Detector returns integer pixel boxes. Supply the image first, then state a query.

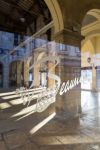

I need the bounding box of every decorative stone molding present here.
[54,28,84,47]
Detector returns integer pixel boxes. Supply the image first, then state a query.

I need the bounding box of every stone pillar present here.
[24,62,29,87]
[3,63,9,89]
[54,29,83,119]
[17,62,22,87]
[33,52,40,87]
[47,41,56,88]
[33,65,40,87]
[92,66,97,91]
[47,63,55,88]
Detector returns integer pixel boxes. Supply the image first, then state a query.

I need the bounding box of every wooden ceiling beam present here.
[3,0,38,17]
[0,10,22,24]
[0,11,27,34]
[0,23,26,34]
[35,0,49,24]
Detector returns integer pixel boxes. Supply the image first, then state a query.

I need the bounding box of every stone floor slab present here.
[3,130,28,149]
[0,141,6,150]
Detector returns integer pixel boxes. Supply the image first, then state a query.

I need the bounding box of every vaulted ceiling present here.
[0,0,50,34]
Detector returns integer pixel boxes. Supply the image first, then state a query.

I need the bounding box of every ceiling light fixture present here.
[20,17,25,23]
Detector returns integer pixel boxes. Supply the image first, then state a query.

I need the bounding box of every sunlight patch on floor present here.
[30,112,56,135]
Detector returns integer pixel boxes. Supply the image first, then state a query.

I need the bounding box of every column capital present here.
[54,28,84,47]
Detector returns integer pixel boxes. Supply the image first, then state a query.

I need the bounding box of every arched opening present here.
[44,0,64,33]
[0,62,3,88]
[0,0,64,90]
[9,61,24,88]
[0,0,58,89]
[81,39,94,90]
[81,9,100,112]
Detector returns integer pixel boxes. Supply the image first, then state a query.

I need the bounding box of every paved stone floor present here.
[0,89,100,150]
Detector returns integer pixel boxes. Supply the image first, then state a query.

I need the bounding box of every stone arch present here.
[44,0,64,33]
[82,39,95,55]
[81,8,100,45]
[82,30,100,46]
[87,9,100,20]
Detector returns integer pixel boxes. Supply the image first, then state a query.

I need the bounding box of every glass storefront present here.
[81,68,92,90]
[97,67,100,90]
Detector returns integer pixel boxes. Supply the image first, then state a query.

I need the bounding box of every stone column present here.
[3,63,9,89]
[47,63,55,88]
[23,62,29,87]
[17,62,22,87]
[47,41,56,88]
[54,29,83,119]
[92,66,97,91]
[33,65,40,87]
[33,52,40,87]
